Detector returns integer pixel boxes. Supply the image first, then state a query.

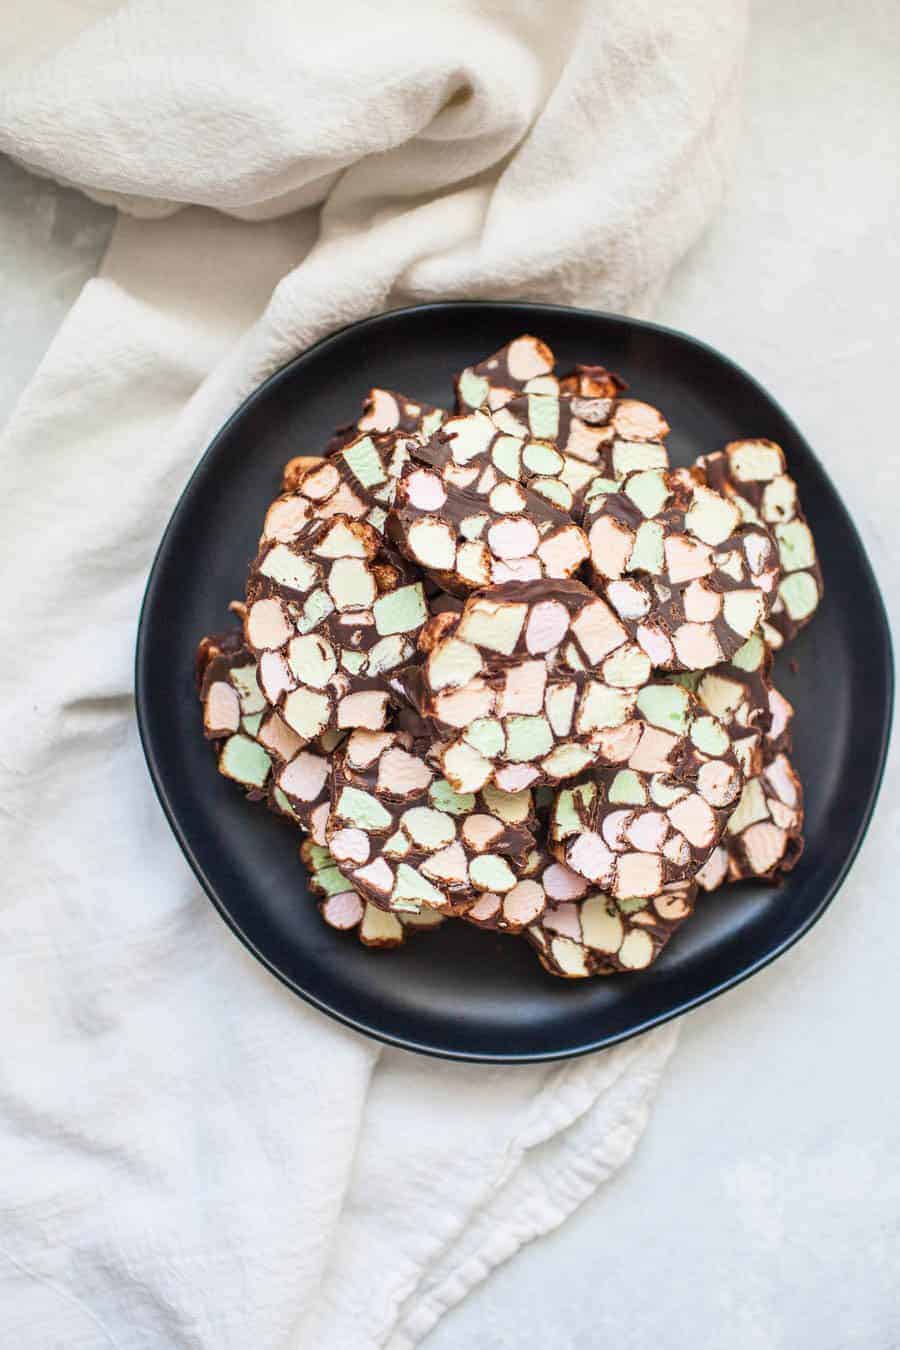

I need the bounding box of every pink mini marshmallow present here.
[525,600,571,655]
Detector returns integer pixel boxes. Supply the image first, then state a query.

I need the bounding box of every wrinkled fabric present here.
[0,1,745,1345]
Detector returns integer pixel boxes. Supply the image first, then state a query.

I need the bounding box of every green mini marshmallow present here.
[288,633,337,687]
[230,665,266,714]
[470,854,517,893]
[367,635,409,676]
[504,715,553,763]
[481,782,531,823]
[727,778,768,835]
[780,571,819,621]
[562,460,609,497]
[531,478,572,510]
[458,601,526,655]
[563,642,586,672]
[612,441,668,478]
[382,829,410,858]
[577,682,634,730]
[552,781,596,838]
[316,864,354,897]
[259,545,319,594]
[491,436,522,480]
[273,787,302,821]
[242,711,263,738]
[624,469,670,519]
[608,769,647,805]
[399,807,456,850]
[541,742,593,778]
[367,506,387,533]
[775,520,816,572]
[341,649,367,675]
[649,774,688,807]
[341,436,386,488]
[685,486,739,546]
[283,687,330,741]
[229,664,264,718]
[373,582,427,637]
[730,631,765,671]
[603,645,652,688]
[723,589,763,637]
[296,588,335,634]
[464,718,505,759]
[617,894,651,915]
[429,780,476,815]
[627,521,665,575]
[691,714,730,757]
[528,394,560,442]
[459,370,490,409]
[337,785,392,831]
[392,863,447,908]
[220,734,271,788]
[523,441,564,476]
[305,842,332,870]
[636,683,691,734]
[670,670,702,694]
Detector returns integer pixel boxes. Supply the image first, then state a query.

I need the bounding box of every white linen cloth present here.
[0,3,746,1346]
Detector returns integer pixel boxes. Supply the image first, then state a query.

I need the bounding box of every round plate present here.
[136,302,893,1062]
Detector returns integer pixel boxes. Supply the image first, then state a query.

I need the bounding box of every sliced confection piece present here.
[525,880,698,978]
[585,467,780,670]
[549,681,743,898]
[402,579,655,795]
[455,334,557,413]
[694,439,823,647]
[196,626,274,800]
[492,390,669,479]
[695,679,803,889]
[260,430,412,544]
[245,513,429,744]
[301,839,445,946]
[327,388,446,454]
[196,623,336,838]
[326,728,537,915]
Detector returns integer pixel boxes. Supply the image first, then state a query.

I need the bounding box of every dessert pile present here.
[196,335,820,977]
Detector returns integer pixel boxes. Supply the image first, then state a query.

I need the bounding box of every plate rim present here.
[135,299,895,1063]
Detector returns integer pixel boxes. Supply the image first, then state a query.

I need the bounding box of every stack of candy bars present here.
[196,335,821,978]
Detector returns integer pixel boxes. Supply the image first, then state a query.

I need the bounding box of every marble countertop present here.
[1,1,896,1346]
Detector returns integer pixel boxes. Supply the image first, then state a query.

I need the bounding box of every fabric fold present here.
[0,2,746,1345]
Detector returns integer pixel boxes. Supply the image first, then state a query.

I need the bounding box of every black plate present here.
[136,302,893,1062]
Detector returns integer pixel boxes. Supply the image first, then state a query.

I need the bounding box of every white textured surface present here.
[0,155,112,423]
[0,1,896,1346]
